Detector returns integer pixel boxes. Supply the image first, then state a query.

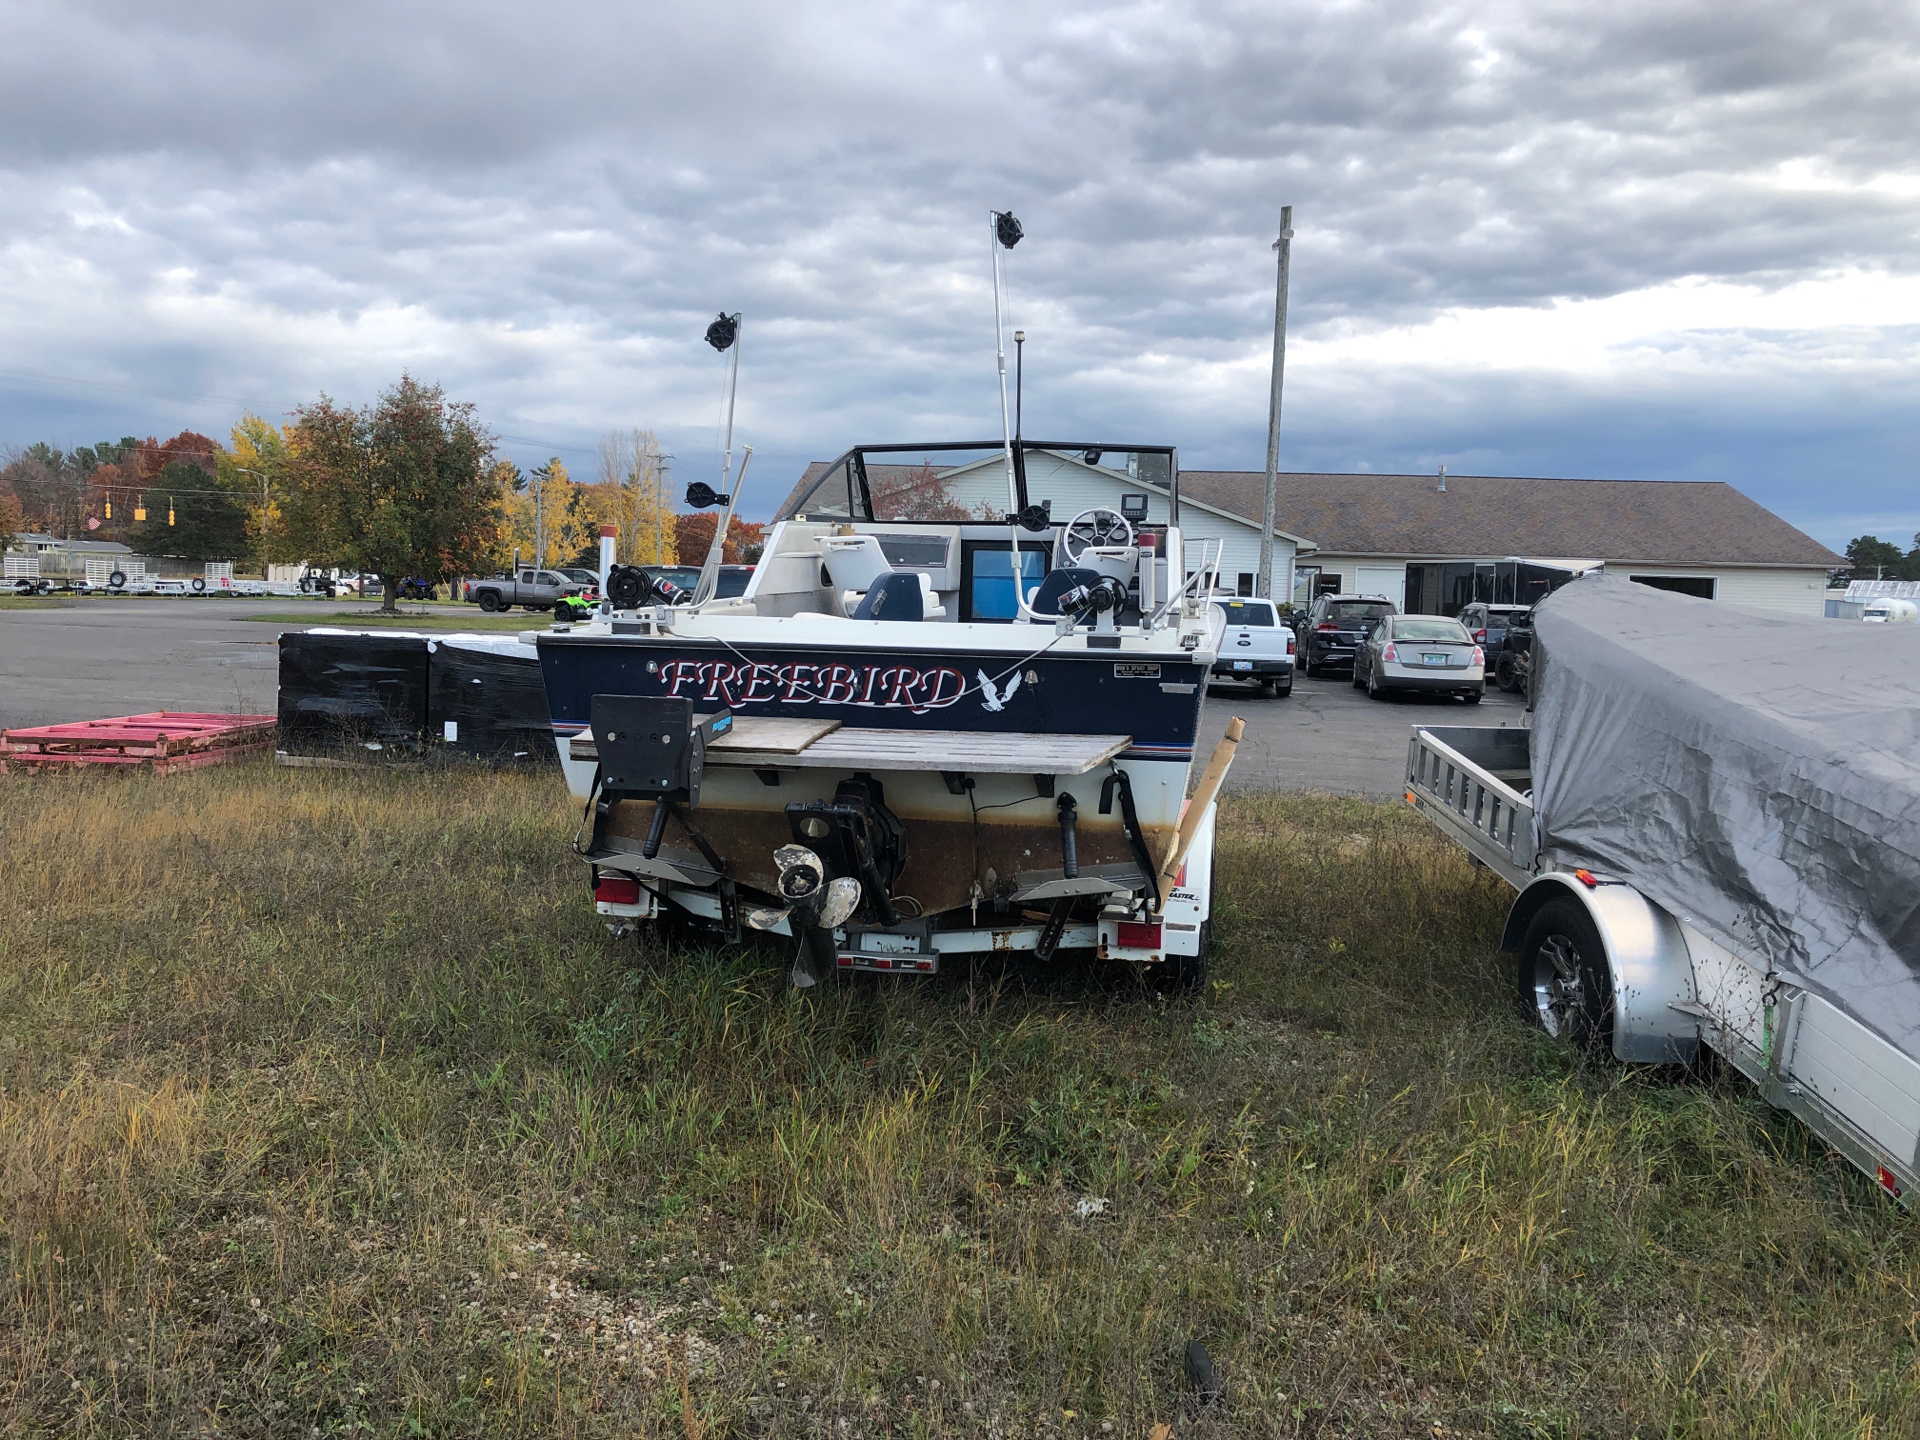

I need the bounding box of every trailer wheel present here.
[1518,897,1614,1056]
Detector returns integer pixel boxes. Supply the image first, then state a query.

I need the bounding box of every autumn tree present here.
[674,512,765,567]
[868,460,981,521]
[0,485,22,549]
[280,376,508,614]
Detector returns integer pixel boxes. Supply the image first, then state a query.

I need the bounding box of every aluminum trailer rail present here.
[1407,723,1920,1206]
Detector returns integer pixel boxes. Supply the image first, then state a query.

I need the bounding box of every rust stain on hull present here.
[611,798,1169,916]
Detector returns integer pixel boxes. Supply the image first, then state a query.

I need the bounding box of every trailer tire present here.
[1518,897,1614,1056]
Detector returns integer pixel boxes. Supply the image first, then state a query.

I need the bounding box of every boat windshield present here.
[778,441,1180,525]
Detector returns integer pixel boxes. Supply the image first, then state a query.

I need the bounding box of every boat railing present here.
[1145,537,1224,632]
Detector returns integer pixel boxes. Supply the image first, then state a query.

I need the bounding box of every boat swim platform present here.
[569,715,1131,776]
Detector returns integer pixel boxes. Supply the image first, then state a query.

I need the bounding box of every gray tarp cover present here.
[1530,573,1920,1058]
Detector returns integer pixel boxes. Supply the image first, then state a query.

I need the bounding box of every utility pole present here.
[236,467,270,578]
[1257,205,1293,601]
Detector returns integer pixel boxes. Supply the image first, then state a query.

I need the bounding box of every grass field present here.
[236,611,542,632]
[1,766,1914,1438]
[0,595,71,610]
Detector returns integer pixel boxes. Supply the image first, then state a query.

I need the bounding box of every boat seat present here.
[852,572,929,621]
[822,534,945,619]
[1025,567,1103,619]
[819,534,892,594]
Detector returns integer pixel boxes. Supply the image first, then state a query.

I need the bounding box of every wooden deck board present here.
[570,722,1130,776]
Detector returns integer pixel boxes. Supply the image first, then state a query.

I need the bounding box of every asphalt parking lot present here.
[1208,664,1526,797]
[1,600,1523,796]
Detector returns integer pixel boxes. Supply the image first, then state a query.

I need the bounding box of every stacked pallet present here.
[0,712,277,775]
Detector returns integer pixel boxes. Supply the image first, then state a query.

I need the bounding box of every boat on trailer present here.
[544,221,1243,988]
[543,435,1243,988]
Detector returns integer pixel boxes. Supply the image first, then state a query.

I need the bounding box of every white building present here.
[777,457,1842,618]
[1179,470,1842,616]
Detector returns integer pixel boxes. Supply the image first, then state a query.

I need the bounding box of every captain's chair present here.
[819,534,946,620]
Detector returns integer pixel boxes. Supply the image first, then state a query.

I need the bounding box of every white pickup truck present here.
[1208,597,1294,697]
[1408,574,1920,1204]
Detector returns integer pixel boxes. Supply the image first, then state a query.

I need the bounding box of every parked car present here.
[1353,614,1483,702]
[559,569,602,599]
[1492,608,1535,694]
[1292,594,1397,676]
[1456,602,1530,654]
[642,564,754,602]
[1209,597,1293,696]
[465,568,588,613]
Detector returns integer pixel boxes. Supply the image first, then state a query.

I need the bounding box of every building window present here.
[1630,575,1716,600]
[1236,572,1255,597]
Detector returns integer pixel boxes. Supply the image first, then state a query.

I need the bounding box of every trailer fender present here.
[1504,873,1700,1064]
[1159,798,1217,954]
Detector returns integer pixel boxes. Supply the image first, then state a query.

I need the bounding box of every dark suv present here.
[1293,594,1397,676]
[1491,608,1535,694]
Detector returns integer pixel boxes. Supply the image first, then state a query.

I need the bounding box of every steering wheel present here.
[1061,507,1135,566]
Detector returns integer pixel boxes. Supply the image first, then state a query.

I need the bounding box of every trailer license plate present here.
[1422,652,1449,666]
[858,932,921,954]
[1232,660,1252,671]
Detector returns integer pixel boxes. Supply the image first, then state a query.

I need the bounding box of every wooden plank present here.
[713,728,1131,776]
[710,716,841,754]
[569,714,840,763]
[569,721,1129,775]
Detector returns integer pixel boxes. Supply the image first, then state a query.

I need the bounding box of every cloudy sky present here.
[3,0,1917,550]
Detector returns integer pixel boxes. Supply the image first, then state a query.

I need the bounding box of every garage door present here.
[1354,566,1406,609]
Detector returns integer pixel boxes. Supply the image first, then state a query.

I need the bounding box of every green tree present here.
[280,376,508,614]
[124,459,253,561]
[1845,535,1908,581]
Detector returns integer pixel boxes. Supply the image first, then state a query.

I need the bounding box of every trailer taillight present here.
[1573,869,1598,888]
[1117,921,1162,950]
[1878,1165,1903,1198]
[594,874,641,905]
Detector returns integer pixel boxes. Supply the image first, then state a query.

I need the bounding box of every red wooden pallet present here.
[0,712,277,775]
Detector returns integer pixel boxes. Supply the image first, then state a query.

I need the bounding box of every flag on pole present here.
[86,515,101,531]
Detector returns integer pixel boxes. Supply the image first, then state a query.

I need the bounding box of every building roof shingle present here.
[1178,471,1842,568]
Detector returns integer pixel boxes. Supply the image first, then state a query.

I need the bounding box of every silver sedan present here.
[1353,615,1484,703]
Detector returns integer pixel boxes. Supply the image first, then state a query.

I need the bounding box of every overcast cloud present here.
[3,0,1917,548]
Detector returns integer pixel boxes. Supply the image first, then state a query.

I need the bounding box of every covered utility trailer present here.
[276,629,556,764]
[1407,573,1920,1201]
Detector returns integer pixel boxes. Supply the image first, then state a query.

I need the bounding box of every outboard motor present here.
[784,776,908,925]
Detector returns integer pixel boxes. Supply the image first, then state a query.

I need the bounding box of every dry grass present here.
[0,767,1915,1438]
